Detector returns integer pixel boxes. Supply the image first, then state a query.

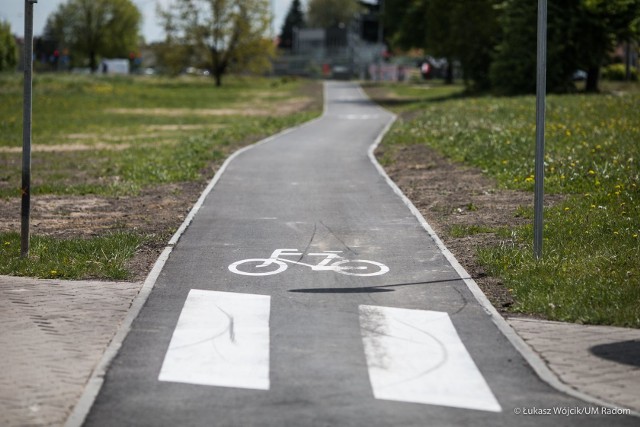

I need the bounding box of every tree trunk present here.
[625,42,632,81]
[90,51,97,73]
[585,66,600,93]
[444,59,454,85]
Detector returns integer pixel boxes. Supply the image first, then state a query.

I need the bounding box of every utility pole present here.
[534,0,547,259]
[21,0,37,258]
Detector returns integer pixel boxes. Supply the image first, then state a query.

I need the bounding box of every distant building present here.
[273,1,385,80]
[101,59,129,75]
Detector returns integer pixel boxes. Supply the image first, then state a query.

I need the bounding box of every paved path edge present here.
[361,84,640,418]
[63,111,327,427]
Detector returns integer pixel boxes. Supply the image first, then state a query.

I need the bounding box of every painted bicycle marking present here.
[228,249,389,277]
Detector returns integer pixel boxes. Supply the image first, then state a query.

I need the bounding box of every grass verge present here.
[0,232,144,280]
[371,81,640,327]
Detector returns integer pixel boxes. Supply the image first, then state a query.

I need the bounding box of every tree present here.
[278,0,306,49]
[159,0,274,87]
[385,0,499,89]
[0,21,17,72]
[449,0,499,91]
[575,0,640,92]
[44,0,141,72]
[490,0,640,94]
[307,0,361,28]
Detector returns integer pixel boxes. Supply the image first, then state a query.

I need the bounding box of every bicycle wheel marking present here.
[359,306,502,412]
[159,290,271,390]
[228,259,288,276]
[228,249,389,277]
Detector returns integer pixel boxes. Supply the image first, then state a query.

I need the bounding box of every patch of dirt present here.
[0,143,134,153]
[376,143,564,315]
[0,182,208,282]
[105,97,314,117]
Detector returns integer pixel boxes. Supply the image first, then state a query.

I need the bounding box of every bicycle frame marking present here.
[229,249,389,277]
[257,249,346,271]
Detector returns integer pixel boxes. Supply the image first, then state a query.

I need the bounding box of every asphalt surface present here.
[82,82,638,426]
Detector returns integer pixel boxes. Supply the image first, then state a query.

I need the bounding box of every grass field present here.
[373,81,640,327]
[0,74,318,197]
[0,73,321,279]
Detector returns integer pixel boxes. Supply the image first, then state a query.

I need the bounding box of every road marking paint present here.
[159,290,270,390]
[359,306,502,412]
[334,114,381,120]
[229,249,389,277]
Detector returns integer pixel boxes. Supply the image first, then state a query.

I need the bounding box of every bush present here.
[0,21,18,72]
[602,63,638,81]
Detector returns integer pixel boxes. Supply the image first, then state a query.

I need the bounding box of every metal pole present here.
[21,0,37,258]
[534,0,547,259]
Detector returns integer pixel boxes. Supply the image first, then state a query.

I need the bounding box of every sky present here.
[0,0,294,41]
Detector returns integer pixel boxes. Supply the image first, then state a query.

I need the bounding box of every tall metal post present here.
[534,0,547,259]
[21,0,37,258]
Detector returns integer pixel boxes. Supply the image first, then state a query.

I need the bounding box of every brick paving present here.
[1,274,638,426]
[0,276,142,427]
[509,318,640,413]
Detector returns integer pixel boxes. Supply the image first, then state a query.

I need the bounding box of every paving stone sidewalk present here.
[0,275,638,426]
[0,276,143,427]
[508,317,640,413]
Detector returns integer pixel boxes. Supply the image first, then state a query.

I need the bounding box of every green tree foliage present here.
[576,0,640,91]
[44,0,141,72]
[384,0,498,90]
[490,0,578,95]
[450,0,499,91]
[385,0,640,94]
[158,0,274,87]
[0,21,18,72]
[384,0,428,52]
[491,0,640,94]
[278,0,306,49]
[307,0,361,28]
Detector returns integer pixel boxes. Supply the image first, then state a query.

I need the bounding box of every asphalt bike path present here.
[82,82,637,426]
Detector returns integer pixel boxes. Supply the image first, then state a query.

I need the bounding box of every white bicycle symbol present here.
[228,249,389,277]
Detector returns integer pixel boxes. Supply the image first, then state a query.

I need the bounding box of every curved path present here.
[81,82,637,426]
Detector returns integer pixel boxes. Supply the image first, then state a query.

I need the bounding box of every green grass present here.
[0,73,322,280]
[1,74,318,197]
[373,80,640,327]
[0,232,144,280]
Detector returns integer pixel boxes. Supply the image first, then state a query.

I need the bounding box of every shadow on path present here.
[590,340,640,367]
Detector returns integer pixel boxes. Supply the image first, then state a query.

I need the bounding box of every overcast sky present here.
[0,0,294,41]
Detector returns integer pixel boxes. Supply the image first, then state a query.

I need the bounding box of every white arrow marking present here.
[159,290,270,390]
[359,306,502,412]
